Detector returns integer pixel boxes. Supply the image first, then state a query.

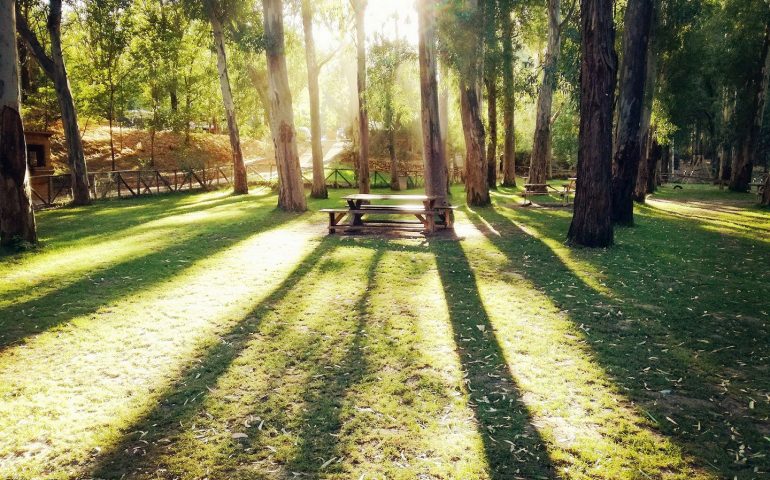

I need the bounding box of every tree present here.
[730,20,770,192]
[484,0,500,189]
[451,0,490,206]
[418,0,449,204]
[500,0,517,187]
[528,0,572,190]
[15,0,91,205]
[0,0,37,246]
[352,0,370,193]
[263,0,307,211]
[301,0,327,199]
[610,0,654,225]
[567,0,617,247]
[203,0,248,194]
[78,0,134,171]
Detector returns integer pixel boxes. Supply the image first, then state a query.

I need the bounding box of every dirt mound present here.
[48,123,269,173]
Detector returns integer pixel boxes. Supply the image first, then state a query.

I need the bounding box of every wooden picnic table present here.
[521,178,576,206]
[321,194,455,234]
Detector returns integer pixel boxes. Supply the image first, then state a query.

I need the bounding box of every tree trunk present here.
[0,0,36,246]
[567,0,617,248]
[16,0,91,205]
[634,29,658,203]
[485,77,498,189]
[418,0,448,204]
[459,0,489,206]
[210,13,248,195]
[301,0,327,199]
[263,0,306,211]
[730,22,770,192]
[354,1,370,193]
[761,173,770,206]
[529,0,561,190]
[610,0,653,225]
[439,61,452,193]
[501,2,516,187]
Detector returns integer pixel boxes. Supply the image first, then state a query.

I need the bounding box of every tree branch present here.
[15,3,55,79]
[559,0,577,33]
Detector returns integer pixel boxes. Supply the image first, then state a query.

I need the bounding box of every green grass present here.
[0,184,768,479]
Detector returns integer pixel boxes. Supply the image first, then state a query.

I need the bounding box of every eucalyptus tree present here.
[441,0,489,206]
[351,0,370,193]
[528,0,574,189]
[610,0,654,225]
[418,0,449,204]
[76,0,135,171]
[15,0,91,205]
[0,0,37,245]
[567,0,617,247]
[301,0,327,198]
[369,35,416,191]
[263,0,306,211]
[484,0,500,189]
[201,0,248,194]
[500,0,517,187]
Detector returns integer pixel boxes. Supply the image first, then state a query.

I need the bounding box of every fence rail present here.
[30,164,431,208]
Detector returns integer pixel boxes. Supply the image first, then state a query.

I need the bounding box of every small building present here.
[25,130,54,176]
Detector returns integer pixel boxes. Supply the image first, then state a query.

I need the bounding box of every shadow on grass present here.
[430,238,554,479]
[0,202,305,352]
[87,238,337,478]
[470,205,770,477]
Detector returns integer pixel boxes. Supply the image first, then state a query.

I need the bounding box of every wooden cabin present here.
[25,130,54,176]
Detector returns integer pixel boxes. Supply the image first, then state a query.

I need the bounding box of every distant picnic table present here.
[521,178,576,206]
[321,194,455,234]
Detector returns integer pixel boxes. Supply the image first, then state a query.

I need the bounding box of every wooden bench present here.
[321,195,456,234]
[522,183,573,206]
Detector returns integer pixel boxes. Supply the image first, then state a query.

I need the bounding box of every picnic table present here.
[321,194,455,234]
[521,178,576,206]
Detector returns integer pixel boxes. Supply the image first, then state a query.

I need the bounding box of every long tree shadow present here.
[0,203,308,352]
[470,205,770,477]
[87,238,338,478]
[430,238,555,479]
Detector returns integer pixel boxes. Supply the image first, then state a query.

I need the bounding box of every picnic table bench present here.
[321,194,455,234]
[521,178,576,206]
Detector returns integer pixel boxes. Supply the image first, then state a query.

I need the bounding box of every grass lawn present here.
[0,183,768,479]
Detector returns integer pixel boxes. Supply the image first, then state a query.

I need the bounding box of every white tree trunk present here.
[263,0,307,211]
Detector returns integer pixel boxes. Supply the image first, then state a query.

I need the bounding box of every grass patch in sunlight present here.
[0,184,767,479]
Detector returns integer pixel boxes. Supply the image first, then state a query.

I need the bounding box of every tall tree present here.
[500,0,517,187]
[484,0,500,189]
[633,15,658,203]
[15,1,91,205]
[567,0,617,247]
[263,0,307,211]
[0,0,37,246]
[352,0,370,193]
[529,0,571,189]
[610,0,654,225]
[418,0,449,205]
[301,0,327,199]
[730,20,770,192]
[204,0,248,194]
[457,0,490,206]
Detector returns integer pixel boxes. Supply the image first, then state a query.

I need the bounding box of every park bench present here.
[321,194,456,234]
[522,179,575,206]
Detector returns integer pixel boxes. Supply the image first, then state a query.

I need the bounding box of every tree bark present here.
[439,61,452,193]
[263,0,307,211]
[460,0,489,206]
[730,21,770,192]
[761,173,770,205]
[0,0,36,246]
[353,0,370,193]
[418,0,448,204]
[301,0,327,199]
[501,2,516,187]
[209,13,248,195]
[529,0,562,190]
[567,0,617,248]
[610,0,653,225]
[16,0,91,205]
[634,28,658,203]
[485,77,498,189]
